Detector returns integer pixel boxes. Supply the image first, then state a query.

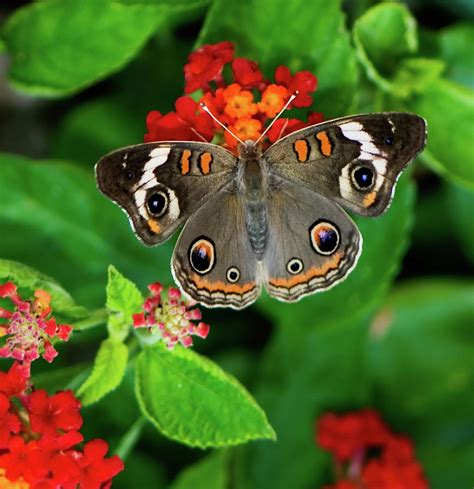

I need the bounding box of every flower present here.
[316,409,429,489]
[184,41,234,93]
[144,41,322,150]
[274,65,317,107]
[144,96,215,143]
[257,84,288,118]
[224,117,262,148]
[27,390,82,436]
[222,84,258,119]
[0,362,124,488]
[70,439,124,489]
[0,282,72,368]
[133,282,210,350]
[231,58,264,89]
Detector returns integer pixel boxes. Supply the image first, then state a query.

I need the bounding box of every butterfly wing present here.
[95,141,237,245]
[264,113,426,216]
[263,178,362,302]
[172,185,261,309]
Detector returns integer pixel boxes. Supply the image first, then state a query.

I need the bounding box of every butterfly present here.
[95,112,426,309]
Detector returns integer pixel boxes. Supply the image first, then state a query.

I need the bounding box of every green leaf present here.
[439,23,474,88]
[0,258,86,319]
[0,153,174,307]
[106,265,144,340]
[412,78,474,189]
[135,343,276,448]
[2,0,167,97]
[369,279,474,489]
[198,0,358,117]
[170,451,228,489]
[391,57,445,98]
[78,338,129,405]
[354,2,417,75]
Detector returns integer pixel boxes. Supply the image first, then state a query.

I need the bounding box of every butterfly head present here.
[237,139,262,160]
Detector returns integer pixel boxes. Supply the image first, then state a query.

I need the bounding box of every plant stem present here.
[73,308,108,331]
[114,416,147,460]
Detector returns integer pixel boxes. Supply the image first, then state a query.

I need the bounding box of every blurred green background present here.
[0,0,473,488]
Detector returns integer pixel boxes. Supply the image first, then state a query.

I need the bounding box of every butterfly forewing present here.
[264,113,426,217]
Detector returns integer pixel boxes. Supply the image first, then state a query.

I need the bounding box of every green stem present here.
[73,308,108,331]
[114,417,147,460]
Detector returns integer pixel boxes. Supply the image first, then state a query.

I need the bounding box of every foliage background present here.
[0,0,473,487]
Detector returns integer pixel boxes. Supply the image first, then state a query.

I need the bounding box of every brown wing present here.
[95,141,237,245]
[264,113,426,216]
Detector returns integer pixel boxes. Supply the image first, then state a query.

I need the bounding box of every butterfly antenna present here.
[199,102,245,145]
[255,90,299,144]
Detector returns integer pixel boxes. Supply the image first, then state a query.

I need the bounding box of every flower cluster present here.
[0,361,124,489]
[0,282,72,372]
[316,409,429,489]
[144,41,322,151]
[133,282,210,350]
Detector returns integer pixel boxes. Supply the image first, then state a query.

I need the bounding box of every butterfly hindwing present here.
[172,186,261,309]
[95,141,237,245]
[263,179,362,302]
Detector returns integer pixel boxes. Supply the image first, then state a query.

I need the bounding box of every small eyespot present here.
[146,191,168,217]
[189,238,216,275]
[287,258,304,275]
[384,136,393,145]
[125,170,134,180]
[226,267,240,283]
[309,221,340,256]
[352,166,374,190]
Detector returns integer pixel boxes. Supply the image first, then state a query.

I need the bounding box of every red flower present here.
[0,436,48,483]
[274,65,317,107]
[0,361,29,397]
[145,41,323,150]
[232,58,264,89]
[27,390,82,436]
[133,282,210,350]
[144,96,215,143]
[71,439,124,489]
[316,409,428,489]
[184,41,234,93]
[0,393,21,448]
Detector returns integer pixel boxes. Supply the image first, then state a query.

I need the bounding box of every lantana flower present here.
[316,409,429,489]
[144,41,322,152]
[133,282,210,350]
[0,282,72,369]
[0,362,124,488]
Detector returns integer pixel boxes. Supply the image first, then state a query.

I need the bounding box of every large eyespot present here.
[309,221,340,255]
[351,166,374,190]
[146,191,168,217]
[226,267,240,283]
[287,258,304,275]
[189,237,216,275]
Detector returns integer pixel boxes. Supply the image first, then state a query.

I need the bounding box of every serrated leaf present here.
[0,258,87,320]
[78,338,129,405]
[135,343,276,448]
[198,0,358,117]
[2,0,167,96]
